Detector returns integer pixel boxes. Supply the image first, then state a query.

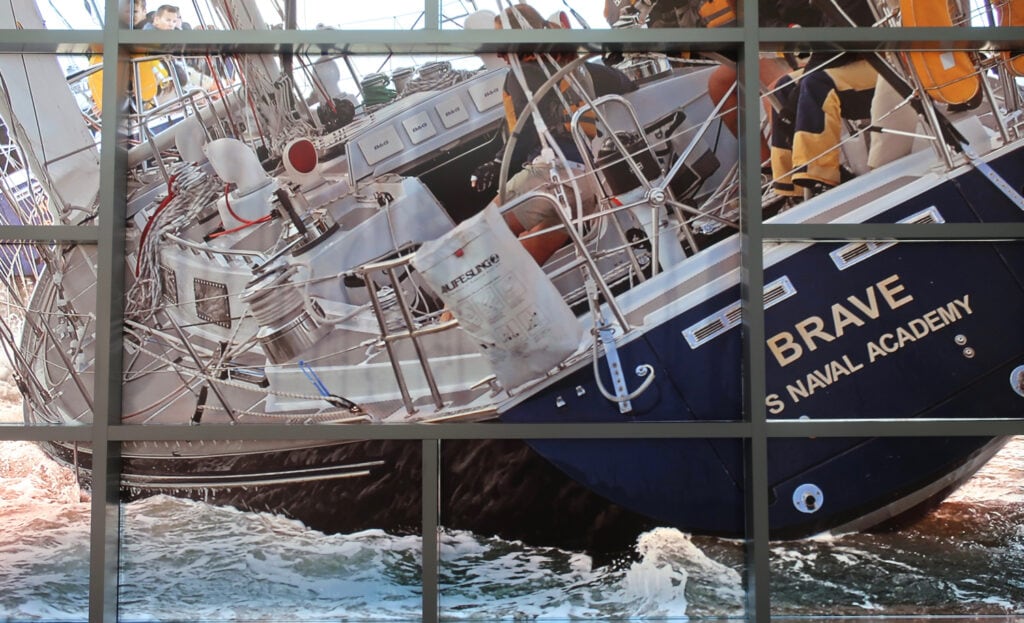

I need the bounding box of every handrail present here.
[356,254,450,415]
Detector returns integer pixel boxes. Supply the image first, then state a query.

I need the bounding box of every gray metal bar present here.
[6,25,1024,54]
[737,9,772,619]
[94,418,1024,440]
[424,0,440,31]
[0,225,98,241]
[0,427,94,441]
[422,438,440,623]
[764,222,1024,239]
[88,3,129,621]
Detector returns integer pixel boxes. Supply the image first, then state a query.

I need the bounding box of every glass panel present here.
[123,0,469,30]
[769,435,1024,615]
[29,1,103,29]
[757,0,1009,26]
[0,439,91,620]
[0,54,100,226]
[442,0,609,29]
[118,439,422,620]
[762,241,1024,420]
[0,244,97,427]
[439,438,748,619]
[121,49,740,424]
[761,41,1024,221]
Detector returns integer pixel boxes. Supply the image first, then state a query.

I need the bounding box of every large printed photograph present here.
[0,0,1022,619]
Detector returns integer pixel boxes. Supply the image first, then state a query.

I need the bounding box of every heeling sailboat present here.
[2,0,1022,545]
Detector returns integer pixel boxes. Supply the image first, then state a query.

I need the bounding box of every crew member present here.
[471,3,601,267]
[769,0,888,198]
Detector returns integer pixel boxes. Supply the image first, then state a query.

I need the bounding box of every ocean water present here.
[0,438,1021,621]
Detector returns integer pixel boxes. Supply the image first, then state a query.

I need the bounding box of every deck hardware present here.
[793,484,824,514]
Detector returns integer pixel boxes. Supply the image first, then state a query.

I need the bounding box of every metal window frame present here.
[0,1,1022,620]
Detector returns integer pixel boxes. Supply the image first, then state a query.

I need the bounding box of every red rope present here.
[135,174,179,277]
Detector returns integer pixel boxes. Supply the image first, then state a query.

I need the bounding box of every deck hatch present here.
[830,206,945,270]
[683,276,796,348]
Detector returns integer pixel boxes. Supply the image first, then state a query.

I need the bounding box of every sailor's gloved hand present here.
[470,159,501,193]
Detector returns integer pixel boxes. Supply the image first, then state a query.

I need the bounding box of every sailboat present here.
[2,0,1022,542]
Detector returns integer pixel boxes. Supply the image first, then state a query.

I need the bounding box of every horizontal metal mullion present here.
[6,420,1019,442]
[0,31,102,53]
[768,418,1024,437]
[0,225,97,243]
[4,25,1024,52]
[107,421,753,441]
[757,25,1024,47]
[0,426,93,442]
[764,222,1024,240]
[117,27,740,48]
[88,419,1024,440]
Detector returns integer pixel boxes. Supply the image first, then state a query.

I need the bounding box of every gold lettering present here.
[877,274,914,309]
[795,316,835,352]
[767,331,803,367]
[829,357,856,379]
[879,333,899,352]
[923,309,944,331]
[953,294,972,315]
[831,303,865,337]
[842,354,864,372]
[806,372,828,392]
[787,380,810,403]
[766,394,785,415]
[908,318,929,339]
[867,340,887,362]
[937,302,962,325]
[846,287,881,319]
[895,326,916,347]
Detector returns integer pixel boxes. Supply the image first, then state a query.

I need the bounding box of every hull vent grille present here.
[830,206,945,270]
[683,276,796,348]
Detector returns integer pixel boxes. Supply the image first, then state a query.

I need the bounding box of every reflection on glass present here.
[0,54,99,227]
[0,243,96,428]
[769,436,1024,616]
[111,42,749,428]
[443,0,609,29]
[118,439,422,621]
[762,241,1024,422]
[118,0,606,31]
[0,440,90,621]
[760,34,1024,221]
[439,438,747,619]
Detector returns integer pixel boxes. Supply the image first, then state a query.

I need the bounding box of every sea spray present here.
[0,441,90,621]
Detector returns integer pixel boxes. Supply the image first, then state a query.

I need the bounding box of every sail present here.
[0,0,100,223]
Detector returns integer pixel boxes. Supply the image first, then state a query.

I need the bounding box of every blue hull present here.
[500,148,1024,538]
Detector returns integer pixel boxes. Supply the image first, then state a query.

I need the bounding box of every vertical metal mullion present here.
[89,2,129,621]
[737,0,770,620]
[424,0,440,30]
[422,439,440,623]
